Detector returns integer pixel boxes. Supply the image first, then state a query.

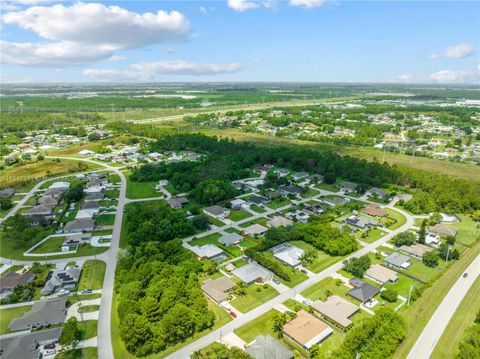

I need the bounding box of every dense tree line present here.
[456,311,480,359]
[343,255,371,278]
[316,308,406,359]
[131,134,479,214]
[116,201,217,356]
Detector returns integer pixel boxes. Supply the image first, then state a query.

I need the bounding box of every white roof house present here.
[190,244,225,260]
[271,243,304,267]
[75,208,98,219]
[49,182,70,190]
[243,224,268,237]
[232,262,273,284]
[79,149,95,156]
[425,232,441,246]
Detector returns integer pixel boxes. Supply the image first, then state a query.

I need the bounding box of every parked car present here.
[81,289,93,294]
[300,269,308,274]
[229,311,237,319]
[272,278,280,285]
[463,273,468,278]
[44,349,56,356]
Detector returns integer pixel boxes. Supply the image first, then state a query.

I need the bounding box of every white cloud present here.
[83,60,244,81]
[131,60,243,75]
[82,69,139,81]
[227,0,260,12]
[289,0,327,8]
[391,69,478,84]
[0,40,115,66]
[429,43,475,59]
[1,2,189,66]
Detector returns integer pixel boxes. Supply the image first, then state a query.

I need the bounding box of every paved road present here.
[166,205,415,359]
[406,254,480,359]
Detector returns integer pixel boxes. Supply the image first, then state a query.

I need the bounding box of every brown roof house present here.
[282,309,333,350]
[430,224,458,238]
[364,264,398,285]
[310,295,359,328]
[362,203,387,217]
[201,276,236,303]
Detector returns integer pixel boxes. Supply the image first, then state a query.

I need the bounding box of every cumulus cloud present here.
[227,0,260,12]
[1,2,189,66]
[83,60,244,81]
[429,43,475,59]
[289,0,327,8]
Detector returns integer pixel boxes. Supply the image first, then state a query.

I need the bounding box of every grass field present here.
[430,276,480,359]
[392,239,480,359]
[452,214,477,246]
[234,309,280,343]
[78,260,106,290]
[301,277,352,302]
[262,252,308,287]
[266,198,291,209]
[290,240,344,273]
[384,208,407,230]
[80,319,98,340]
[0,159,99,189]
[30,236,65,254]
[0,306,32,334]
[230,284,279,313]
[126,178,162,199]
[95,213,116,226]
[228,209,252,221]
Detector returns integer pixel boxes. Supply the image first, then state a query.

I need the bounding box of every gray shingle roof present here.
[0,327,62,359]
[246,335,293,359]
[347,279,380,302]
[8,298,67,332]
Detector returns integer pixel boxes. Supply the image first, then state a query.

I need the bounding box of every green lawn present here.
[234,309,280,342]
[231,258,248,268]
[205,215,225,227]
[250,205,266,213]
[313,331,345,358]
[230,284,279,313]
[126,179,162,199]
[239,217,269,228]
[105,189,120,199]
[266,199,291,209]
[262,252,308,287]
[315,182,340,192]
[79,320,98,340]
[302,188,320,198]
[402,259,445,283]
[30,236,65,254]
[301,277,352,302]
[356,228,387,244]
[108,174,121,184]
[385,273,422,298]
[0,306,33,334]
[431,276,480,359]
[392,239,480,359]
[78,260,106,290]
[290,240,344,273]
[228,209,252,221]
[79,305,100,313]
[95,213,116,226]
[452,214,477,246]
[383,208,407,230]
[56,347,98,359]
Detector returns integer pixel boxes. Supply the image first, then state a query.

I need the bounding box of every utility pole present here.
[445,245,451,264]
[407,285,413,306]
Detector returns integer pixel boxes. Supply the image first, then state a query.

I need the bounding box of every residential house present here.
[425,232,441,246]
[0,327,62,359]
[321,196,350,207]
[43,188,65,198]
[25,205,54,225]
[430,224,458,237]
[37,195,59,206]
[84,192,105,202]
[285,210,310,224]
[246,335,294,359]
[230,198,249,210]
[248,195,271,206]
[48,182,70,191]
[0,188,15,198]
[362,203,387,217]
[347,278,381,303]
[274,168,290,177]
[340,181,358,193]
[190,244,226,261]
[383,252,411,270]
[232,262,273,284]
[399,243,432,260]
[364,264,398,285]
[166,197,189,209]
[64,218,95,233]
[366,187,389,199]
[278,185,302,196]
[0,271,35,299]
[218,233,244,246]
[201,276,236,303]
[310,295,359,328]
[271,243,304,267]
[267,216,293,228]
[41,267,81,296]
[282,309,333,350]
[292,172,309,181]
[9,298,67,331]
[308,174,324,184]
[304,203,326,215]
[243,224,268,237]
[203,205,230,220]
[61,233,91,252]
[344,216,378,230]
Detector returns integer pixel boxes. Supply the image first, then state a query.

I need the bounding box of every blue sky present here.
[1,0,478,83]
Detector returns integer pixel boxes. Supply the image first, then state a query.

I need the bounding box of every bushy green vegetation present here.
[343,255,371,278]
[115,201,219,357]
[319,308,406,359]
